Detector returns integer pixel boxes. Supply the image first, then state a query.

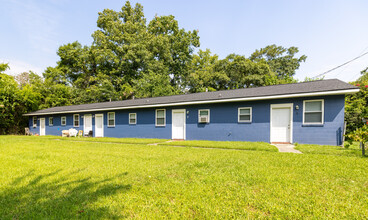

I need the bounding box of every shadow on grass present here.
[0,169,131,219]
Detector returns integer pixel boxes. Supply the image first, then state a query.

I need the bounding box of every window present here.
[49,117,53,126]
[198,109,210,123]
[61,116,66,126]
[238,107,252,122]
[33,116,37,128]
[73,114,79,127]
[129,113,136,125]
[108,112,115,127]
[303,100,324,124]
[155,109,166,126]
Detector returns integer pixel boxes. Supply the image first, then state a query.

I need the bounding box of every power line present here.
[312,50,368,79]
[332,46,368,78]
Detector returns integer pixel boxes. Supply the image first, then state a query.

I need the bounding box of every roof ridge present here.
[25,79,357,115]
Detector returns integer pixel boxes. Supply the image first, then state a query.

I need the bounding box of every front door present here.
[95,114,104,137]
[40,118,45,136]
[271,104,292,143]
[172,109,186,140]
[84,115,92,135]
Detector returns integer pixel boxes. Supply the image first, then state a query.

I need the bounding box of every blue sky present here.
[1,0,368,82]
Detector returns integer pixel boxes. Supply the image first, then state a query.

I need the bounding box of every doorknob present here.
[288,124,290,129]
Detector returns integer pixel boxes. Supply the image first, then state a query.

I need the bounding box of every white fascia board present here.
[24,88,359,116]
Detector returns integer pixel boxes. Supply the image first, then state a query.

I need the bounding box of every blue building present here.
[25,79,359,146]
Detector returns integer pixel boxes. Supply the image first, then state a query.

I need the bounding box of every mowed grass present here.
[160,140,278,152]
[295,142,365,157]
[0,136,368,218]
[33,135,169,145]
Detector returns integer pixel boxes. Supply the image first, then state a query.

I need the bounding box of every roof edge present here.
[23,88,359,116]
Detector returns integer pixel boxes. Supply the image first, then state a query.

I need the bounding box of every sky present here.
[1,0,368,82]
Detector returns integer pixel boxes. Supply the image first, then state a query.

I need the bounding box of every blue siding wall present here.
[292,96,345,145]
[28,95,345,145]
[29,114,83,136]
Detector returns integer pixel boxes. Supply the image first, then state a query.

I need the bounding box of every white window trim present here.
[155,109,166,126]
[303,99,324,125]
[238,107,252,123]
[107,112,115,127]
[61,116,66,126]
[129,113,137,125]
[33,116,37,128]
[198,109,210,123]
[49,117,53,126]
[73,114,80,127]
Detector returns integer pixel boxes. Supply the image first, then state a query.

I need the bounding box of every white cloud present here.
[0,58,44,76]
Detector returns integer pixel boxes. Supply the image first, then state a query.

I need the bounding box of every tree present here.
[147,14,200,89]
[42,1,200,102]
[0,68,18,134]
[133,64,178,98]
[0,63,9,73]
[186,49,227,93]
[357,67,368,83]
[186,50,277,92]
[346,125,368,156]
[303,76,325,82]
[40,67,75,108]
[345,78,368,135]
[0,65,42,134]
[250,44,307,83]
[91,1,199,98]
[214,54,276,89]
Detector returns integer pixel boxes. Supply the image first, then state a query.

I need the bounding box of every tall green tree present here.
[41,67,75,108]
[147,15,200,89]
[214,54,276,89]
[186,49,226,93]
[91,1,199,98]
[250,44,306,83]
[0,65,42,134]
[345,68,368,134]
[186,50,277,92]
[0,72,19,134]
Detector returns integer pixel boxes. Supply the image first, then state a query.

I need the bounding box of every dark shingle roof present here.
[24,79,358,116]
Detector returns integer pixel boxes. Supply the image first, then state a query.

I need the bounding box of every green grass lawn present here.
[295,142,365,157]
[160,140,278,152]
[33,135,169,145]
[0,136,368,218]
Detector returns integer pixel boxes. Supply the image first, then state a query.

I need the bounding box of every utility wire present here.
[312,50,368,79]
[333,46,368,78]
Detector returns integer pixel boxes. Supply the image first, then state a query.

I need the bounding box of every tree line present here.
[0,1,366,137]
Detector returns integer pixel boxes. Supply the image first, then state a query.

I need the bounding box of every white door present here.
[172,109,186,140]
[95,114,104,137]
[84,115,92,135]
[271,106,292,143]
[40,118,45,136]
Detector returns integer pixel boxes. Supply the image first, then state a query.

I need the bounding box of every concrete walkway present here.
[272,144,302,154]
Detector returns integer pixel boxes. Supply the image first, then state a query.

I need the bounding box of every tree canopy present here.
[250,44,307,83]
[0,1,310,134]
[345,68,368,135]
[0,66,42,134]
[41,1,307,104]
